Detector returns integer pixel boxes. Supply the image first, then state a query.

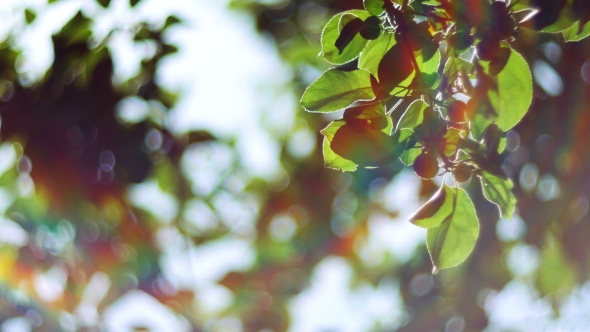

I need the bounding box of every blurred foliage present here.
[0,0,589,331]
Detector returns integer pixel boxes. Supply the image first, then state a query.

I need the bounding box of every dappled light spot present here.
[570,195,589,222]
[519,163,539,193]
[409,273,433,297]
[496,214,527,242]
[507,244,539,277]
[535,173,561,201]
[268,213,297,242]
[533,60,563,97]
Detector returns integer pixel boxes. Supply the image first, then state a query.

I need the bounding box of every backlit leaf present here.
[321,10,372,65]
[483,49,532,131]
[562,20,590,41]
[321,121,358,172]
[480,171,516,219]
[364,0,384,16]
[410,184,455,228]
[359,32,397,77]
[426,187,479,269]
[397,100,428,131]
[301,68,375,113]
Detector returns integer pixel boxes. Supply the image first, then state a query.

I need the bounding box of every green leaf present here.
[378,41,416,94]
[417,48,440,75]
[483,49,532,131]
[538,5,577,33]
[443,57,473,88]
[364,0,384,16]
[426,187,479,270]
[343,103,393,134]
[410,184,455,228]
[24,9,36,24]
[562,20,590,42]
[398,129,420,165]
[321,121,358,172]
[359,32,397,77]
[130,0,141,6]
[397,100,428,131]
[321,10,372,65]
[335,17,365,54]
[301,68,376,113]
[479,171,516,219]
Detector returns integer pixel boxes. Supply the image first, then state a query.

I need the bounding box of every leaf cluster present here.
[301,0,590,271]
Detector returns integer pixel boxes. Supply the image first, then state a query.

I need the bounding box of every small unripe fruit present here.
[413,153,439,179]
[453,164,473,183]
[476,37,501,61]
[447,100,468,123]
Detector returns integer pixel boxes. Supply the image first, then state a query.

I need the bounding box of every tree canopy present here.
[0,0,590,331]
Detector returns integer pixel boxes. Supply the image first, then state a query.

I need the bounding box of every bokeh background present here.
[1,0,590,331]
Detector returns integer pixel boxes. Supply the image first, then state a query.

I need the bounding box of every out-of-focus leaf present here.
[301,68,375,113]
[24,9,36,24]
[426,187,479,270]
[536,237,577,297]
[96,0,111,8]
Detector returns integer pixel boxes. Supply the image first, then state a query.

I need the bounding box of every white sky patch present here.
[150,0,295,178]
[367,169,426,263]
[32,265,68,303]
[484,280,553,331]
[0,217,28,247]
[159,236,255,289]
[127,180,179,223]
[103,290,190,332]
[288,257,405,332]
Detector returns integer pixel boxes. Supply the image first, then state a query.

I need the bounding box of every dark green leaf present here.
[479,171,516,219]
[426,187,479,270]
[130,0,141,7]
[301,68,376,113]
[321,10,372,65]
[163,16,182,29]
[24,9,36,24]
[96,0,111,8]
